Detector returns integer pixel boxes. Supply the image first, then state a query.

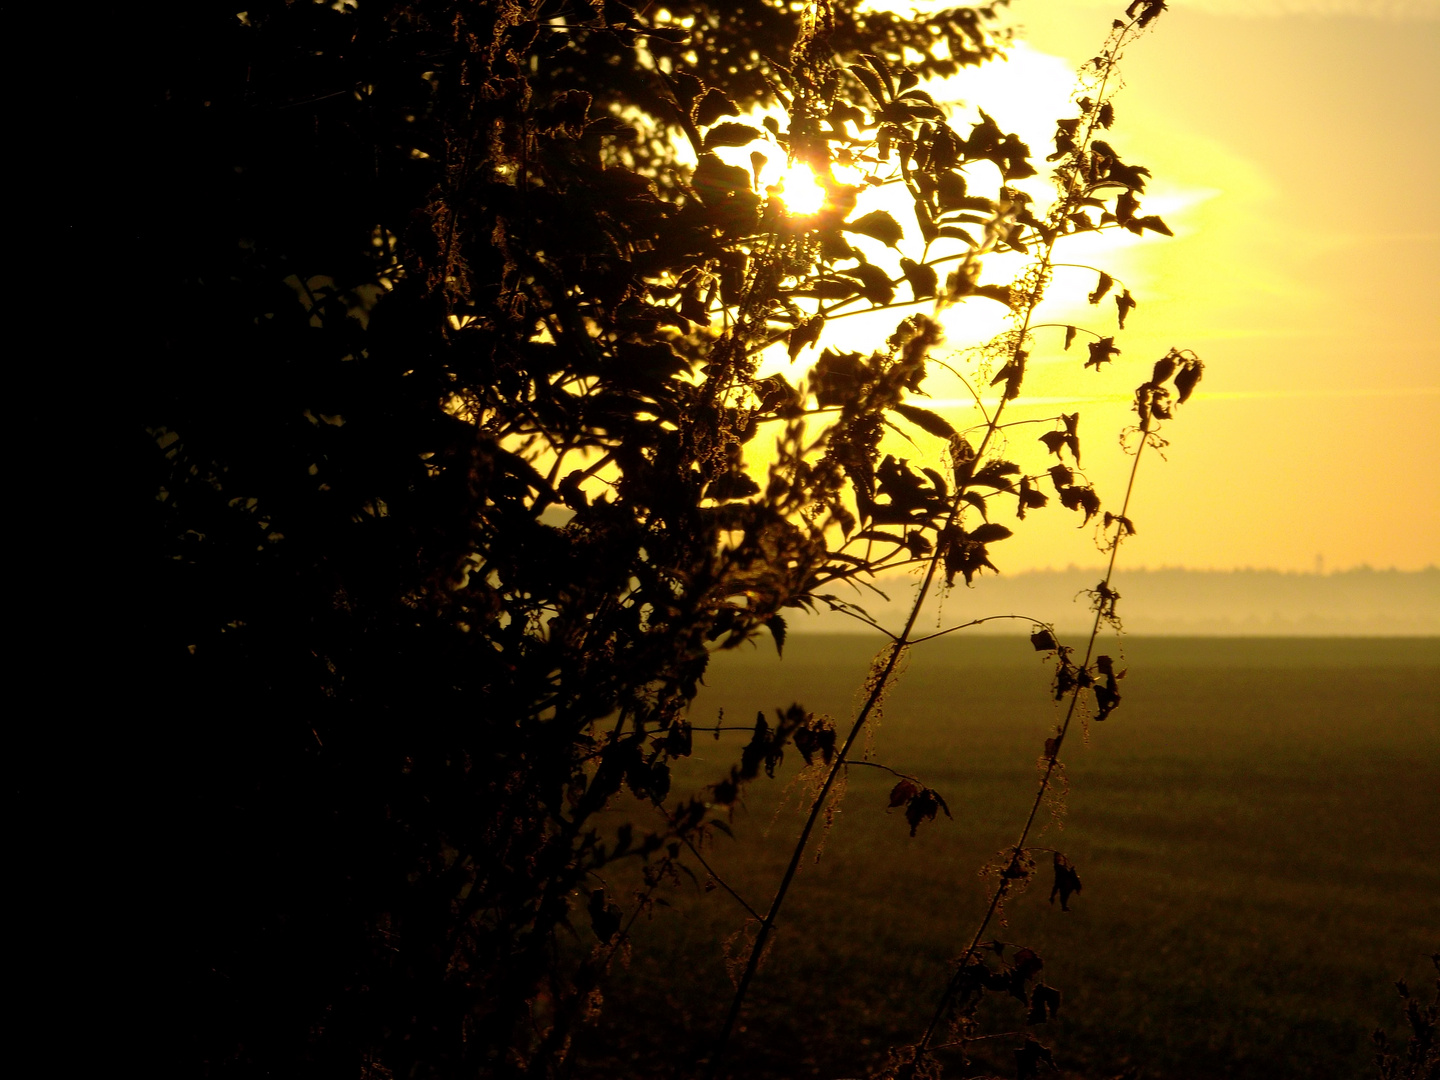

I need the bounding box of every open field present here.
[571,637,1440,1079]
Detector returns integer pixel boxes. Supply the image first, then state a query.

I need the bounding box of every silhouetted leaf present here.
[1130,214,1172,236]
[1049,853,1082,911]
[1116,288,1137,328]
[899,257,938,301]
[703,122,762,149]
[766,614,786,656]
[788,314,825,360]
[889,779,920,807]
[1085,336,1120,370]
[1174,356,1204,403]
[1087,271,1114,305]
[1039,431,1067,457]
[842,262,895,305]
[972,283,1013,307]
[1028,983,1063,1023]
[844,210,904,248]
[893,403,956,439]
[991,357,1024,400]
[694,87,741,127]
[848,63,887,105]
[1017,476,1048,519]
[970,523,1013,544]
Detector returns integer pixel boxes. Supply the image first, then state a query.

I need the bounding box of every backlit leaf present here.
[844,210,904,248]
[702,122,762,149]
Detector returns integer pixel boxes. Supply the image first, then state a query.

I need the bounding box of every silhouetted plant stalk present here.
[906,346,1199,1076]
[711,5,1192,1074]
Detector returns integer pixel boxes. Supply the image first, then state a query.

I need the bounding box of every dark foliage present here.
[114,2,1038,1077]
[106,0,1207,1076]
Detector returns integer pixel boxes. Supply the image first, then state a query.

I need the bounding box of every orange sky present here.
[971,0,1439,572]
[736,1,1439,575]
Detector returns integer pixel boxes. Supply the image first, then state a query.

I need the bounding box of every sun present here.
[771,163,827,216]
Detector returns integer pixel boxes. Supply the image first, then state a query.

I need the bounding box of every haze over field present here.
[794,565,1440,635]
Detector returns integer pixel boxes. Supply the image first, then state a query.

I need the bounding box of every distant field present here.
[570,637,1440,1080]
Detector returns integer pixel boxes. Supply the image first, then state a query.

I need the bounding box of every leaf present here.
[1058,484,1101,524]
[970,523,1013,544]
[706,471,759,501]
[904,787,948,836]
[859,52,896,99]
[693,87,741,127]
[971,283,1013,307]
[1087,271,1114,305]
[787,314,825,360]
[766,614,786,657]
[703,122,762,150]
[937,225,977,245]
[665,720,693,758]
[893,402,956,439]
[1031,628,1058,652]
[1039,431,1067,457]
[845,261,896,305]
[1028,983,1063,1024]
[1131,214,1172,236]
[1116,288,1137,329]
[888,779,920,807]
[899,257,938,301]
[1174,357,1204,403]
[990,354,1024,400]
[1063,325,1077,351]
[1017,476,1047,519]
[1049,853,1082,911]
[970,459,1019,489]
[1062,412,1081,465]
[843,210,904,248]
[848,63,887,106]
[1085,336,1120,370]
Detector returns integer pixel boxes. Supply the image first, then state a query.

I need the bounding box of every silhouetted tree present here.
[120,1,1186,1076]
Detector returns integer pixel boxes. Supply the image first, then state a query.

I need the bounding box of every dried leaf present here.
[1087,271,1114,305]
[1049,852,1082,911]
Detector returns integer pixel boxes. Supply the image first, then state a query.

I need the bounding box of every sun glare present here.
[773,164,827,215]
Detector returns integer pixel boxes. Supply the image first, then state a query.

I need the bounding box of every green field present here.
[570,637,1440,1079]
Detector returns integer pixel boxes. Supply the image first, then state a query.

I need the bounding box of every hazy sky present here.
[995,0,1440,572]
[739,0,1438,574]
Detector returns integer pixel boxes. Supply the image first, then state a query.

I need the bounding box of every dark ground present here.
[570,636,1440,1079]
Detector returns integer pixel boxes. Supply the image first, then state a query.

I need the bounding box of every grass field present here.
[569,636,1440,1079]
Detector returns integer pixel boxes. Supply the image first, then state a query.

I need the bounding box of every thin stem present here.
[676,829,763,921]
[907,16,1152,1061]
[915,419,1148,1055]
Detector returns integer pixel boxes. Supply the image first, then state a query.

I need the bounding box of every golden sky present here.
[740,0,1439,574]
[999,0,1440,572]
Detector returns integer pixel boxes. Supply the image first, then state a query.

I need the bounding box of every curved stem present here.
[915,415,1149,1055]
